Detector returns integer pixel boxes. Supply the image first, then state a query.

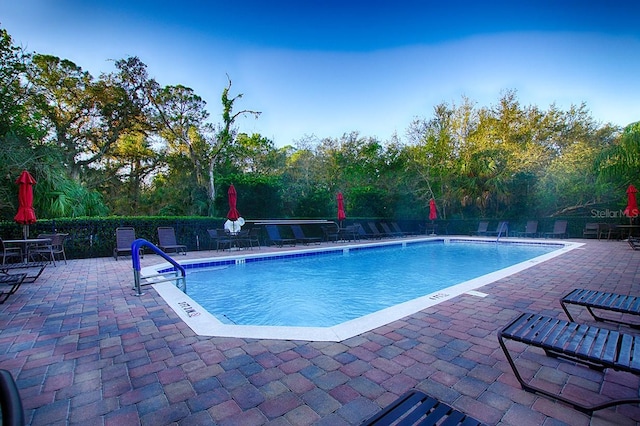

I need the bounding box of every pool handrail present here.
[131,238,186,296]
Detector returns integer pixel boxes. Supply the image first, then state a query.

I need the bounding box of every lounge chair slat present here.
[601,331,620,364]
[631,337,640,371]
[617,334,633,368]
[361,390,485,426]
[574,326,598,358]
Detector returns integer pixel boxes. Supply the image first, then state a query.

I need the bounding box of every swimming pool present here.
[147,237,582,341]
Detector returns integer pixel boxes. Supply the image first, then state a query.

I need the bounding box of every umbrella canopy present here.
[227,184,240,221]
[624,184,639,218]
[337,192,346,222]
[429,198,437,221]
[14,170,37,239]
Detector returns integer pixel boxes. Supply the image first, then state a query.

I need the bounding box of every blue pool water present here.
[186,241,557,327]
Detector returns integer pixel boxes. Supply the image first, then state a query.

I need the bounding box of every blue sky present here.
[2,1,639,146]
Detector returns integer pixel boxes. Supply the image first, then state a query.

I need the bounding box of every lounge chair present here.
[290,225,321,245]
[0,261,48,283]
[544,220,568,238]
[516,220,538,238]
[582,222,600,239]
[354,223,374,240]
[157,227,187,255]
[367,222,386,238]
[0,369,25,425]
[390,222,411,236]
[561,289,640,328]
[0,273,27,304]
[629,237,640,250]
[265,225,296,247]
[0,238,22,265]
[361,389,485,426]
[28,233,69,265]
[485,221,509,237]
[471,221,489,236]
[113,227,141,260]
[499,312,640,413]
[380,222,404,237]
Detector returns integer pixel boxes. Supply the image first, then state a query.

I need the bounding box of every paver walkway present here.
[1,238,639,425]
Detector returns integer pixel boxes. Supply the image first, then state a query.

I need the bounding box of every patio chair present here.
[321,223,340,242]
[265,225,296,247]
[0,369,25,425]
[246,227,261,249]
[157,227,187,255]
[28,233,68,265]
[560,288,640,329]
[471,221,489,236]
[113,227,141,260]
[629,237,640,250]
[290,225,321,245]
[214,229,233,251]
[0,273,27,304]
[516,220,538,238]
[380,222,404,237]
[544,220,568,238]
[599,223,621,240]
[354,223,374,239]
[499,312,640,413]
[361,389,485,426]
[0,237,22,265]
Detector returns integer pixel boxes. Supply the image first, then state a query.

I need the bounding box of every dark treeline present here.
[1,27,639,223]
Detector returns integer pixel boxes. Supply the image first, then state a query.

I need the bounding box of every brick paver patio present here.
[1,238,639,425]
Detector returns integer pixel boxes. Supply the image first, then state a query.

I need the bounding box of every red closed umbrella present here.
[624,185,639,219]
[429,198,437,221]
[227,184,240,221]
[337,192,346,227]
[14,170,37,239]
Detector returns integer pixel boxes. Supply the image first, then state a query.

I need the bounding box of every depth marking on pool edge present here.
[429,292,450,300]
[178,301,201,317]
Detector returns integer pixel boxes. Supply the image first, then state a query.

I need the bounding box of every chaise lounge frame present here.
[0,273,27,304]
[561,288,640,329]
[361,389,485,426]
[498,312,640,414]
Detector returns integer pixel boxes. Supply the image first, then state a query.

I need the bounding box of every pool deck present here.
[1,237,639,425]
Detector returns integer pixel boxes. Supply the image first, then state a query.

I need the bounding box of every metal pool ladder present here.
[496,221,508,242]
[131,238,186,296]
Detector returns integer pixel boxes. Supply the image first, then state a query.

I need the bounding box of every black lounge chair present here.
[471,221,489,236]
[367,222,386,238]
[157,227,187,255]
[544,220,568,238]
[561,289,640,329]
[0,273,27,304]
[361,389,485,426]
[0,369,25,426]
[290,225,321,245]
[265,225,296,247]
[0,261,47,282]
[380,222,404,237]
[390,222,410,236]
[113,227,140,260]
[516,220,538,238]
[499,312,640,414]
[628,237,640,250]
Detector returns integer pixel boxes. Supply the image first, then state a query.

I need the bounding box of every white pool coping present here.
[144,237,583,341]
